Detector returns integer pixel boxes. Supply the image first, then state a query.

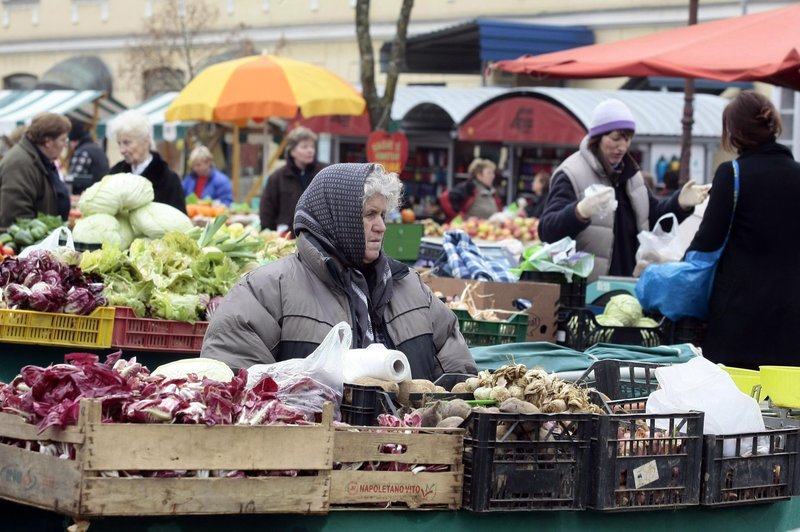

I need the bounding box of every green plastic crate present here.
[383,223,423,261]
[453,309,528,346]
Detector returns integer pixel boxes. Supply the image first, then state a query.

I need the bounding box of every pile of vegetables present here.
[0,214,65,255]
[0,250,106,315]
[566,294,662,346]
[74,173,192,248]
[0,353,322,432]
[79,231,239,321]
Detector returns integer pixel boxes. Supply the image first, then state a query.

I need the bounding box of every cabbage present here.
[72,214,121,245]
[78,173,154,216]
[152,358,234,382]
[595,314,624,327]
[603,294,643,326]
[129,202,193,239]
[636,317,659,328]
[116,215,135,249]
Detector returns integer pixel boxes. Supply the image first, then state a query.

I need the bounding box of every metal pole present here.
[679,0,699,185]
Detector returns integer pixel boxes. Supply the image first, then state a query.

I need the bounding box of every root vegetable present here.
[464,377,480,392]
[499,397,540,415]
[437,416,465,428]
[451,382,469,394]
[489,386,511,403]
[473,386,492,401]
[508,385,524,399]
[352,377,400,395]
[416,401,444,427]
[443,398,472,419]
[433,385,447,393]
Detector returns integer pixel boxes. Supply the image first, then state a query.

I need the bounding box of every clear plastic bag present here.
[246,322,352,417]
[634,213,684,276]
[519,237,594,282]
[18,226,74,259]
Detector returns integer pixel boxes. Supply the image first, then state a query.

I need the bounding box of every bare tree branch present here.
[356,0,414,131]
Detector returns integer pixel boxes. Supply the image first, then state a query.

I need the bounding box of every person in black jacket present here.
[67,117,109,194]
[108,110,186,213]
[687,91,800,368]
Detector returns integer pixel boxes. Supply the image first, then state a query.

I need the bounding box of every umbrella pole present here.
[262,120,271,178]
[232,124,241,203]
[679,0,699,185]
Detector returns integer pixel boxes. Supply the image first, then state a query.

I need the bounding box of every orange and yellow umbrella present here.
[164,54,366,123]
[165,55,366,200]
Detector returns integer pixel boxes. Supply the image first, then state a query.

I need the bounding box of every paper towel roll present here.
[342,343,412,383]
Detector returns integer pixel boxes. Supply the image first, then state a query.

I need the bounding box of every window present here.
[772,87,800,161]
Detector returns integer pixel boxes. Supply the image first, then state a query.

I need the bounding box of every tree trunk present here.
[679,0,699,185]
[356,0,414,131]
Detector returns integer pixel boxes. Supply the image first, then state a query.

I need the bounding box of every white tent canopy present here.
[0,90,125,135]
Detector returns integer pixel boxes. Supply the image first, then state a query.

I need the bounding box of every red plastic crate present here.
[111,307,209,353]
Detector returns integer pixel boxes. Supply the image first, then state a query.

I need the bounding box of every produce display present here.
[423,215,539,242]
[74,173,192,248]
[0,213,65,256]
[566,294,663,347]
[0,250,105,314]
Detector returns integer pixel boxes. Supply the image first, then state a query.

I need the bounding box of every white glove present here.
[678,180,712,209]
[576,187,615,220]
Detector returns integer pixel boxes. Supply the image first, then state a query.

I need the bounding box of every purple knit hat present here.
[589,99,636,137]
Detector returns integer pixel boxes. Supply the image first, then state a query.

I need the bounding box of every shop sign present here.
[366,130,408,173]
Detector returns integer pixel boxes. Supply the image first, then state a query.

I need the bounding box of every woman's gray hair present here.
[111,110,152,142]
[363,164,403,213]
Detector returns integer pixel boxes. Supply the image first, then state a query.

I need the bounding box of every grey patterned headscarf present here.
[294,163,393,346]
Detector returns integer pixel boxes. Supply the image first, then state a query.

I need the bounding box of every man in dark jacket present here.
[67,118,109,194]
[259,126,325,232]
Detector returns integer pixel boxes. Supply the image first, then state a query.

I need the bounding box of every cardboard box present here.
[422,274,559,343]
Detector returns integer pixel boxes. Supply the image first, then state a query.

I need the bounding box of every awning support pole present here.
[680,0,698,185]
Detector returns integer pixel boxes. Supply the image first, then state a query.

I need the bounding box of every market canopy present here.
[492,4,800,90]
[0,90,126,135]
[96,91,192,142]
[380,18,594,75]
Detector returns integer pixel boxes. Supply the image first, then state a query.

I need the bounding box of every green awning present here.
[96,91,193,141]
[0,89,126,135]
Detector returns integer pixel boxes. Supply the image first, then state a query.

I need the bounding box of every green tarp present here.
[469,341,698,373]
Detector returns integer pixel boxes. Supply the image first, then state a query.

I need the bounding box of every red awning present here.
[290,113,371,137]
[493,4,800,90]
[458,96,585,144]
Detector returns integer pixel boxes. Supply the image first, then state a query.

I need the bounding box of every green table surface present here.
[4,497,800,532]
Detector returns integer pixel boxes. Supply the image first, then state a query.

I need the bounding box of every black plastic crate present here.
[701,424,800,506]
[591,404,704,511]
[520,270,587,309]
[562,308,668,351]
[461,411,594,512]
[575,359,665,407]
[668,317,708,347]
[341,383,399,426]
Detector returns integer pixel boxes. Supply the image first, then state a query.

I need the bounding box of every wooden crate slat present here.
[0,443,81,515]
[0,412,84,444]
[80,476,330,515]
[84,423,333,471]
[334,430,462,464]
[330,470,461,508]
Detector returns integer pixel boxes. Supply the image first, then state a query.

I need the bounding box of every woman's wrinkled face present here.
[41,133,68,161]
[362,194,387,264]
[192,159,212,177]
[290,139,316,169]
[599,131,633,167]
[117,132,151,167]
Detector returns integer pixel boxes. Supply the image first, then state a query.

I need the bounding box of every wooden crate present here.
[331,425,464,510]
[0,400,334,518]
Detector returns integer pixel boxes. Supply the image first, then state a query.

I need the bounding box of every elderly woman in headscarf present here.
[202,163,476,380]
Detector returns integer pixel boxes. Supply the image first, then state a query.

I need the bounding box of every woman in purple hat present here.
[538,98,709,282]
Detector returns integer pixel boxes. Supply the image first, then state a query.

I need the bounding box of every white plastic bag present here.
[247,321,352,393]
[634,213,684,276]
[646,357,767,457]
[584,184,618,220]
[18,226,74,259]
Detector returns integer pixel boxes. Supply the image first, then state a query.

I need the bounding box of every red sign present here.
[366,130,408,174]
[458,96,586,144]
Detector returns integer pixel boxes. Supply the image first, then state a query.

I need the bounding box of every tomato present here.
[1,246,15,257]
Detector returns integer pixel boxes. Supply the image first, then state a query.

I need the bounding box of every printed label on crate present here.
[346,480,436,500]
[633,459,659,489]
